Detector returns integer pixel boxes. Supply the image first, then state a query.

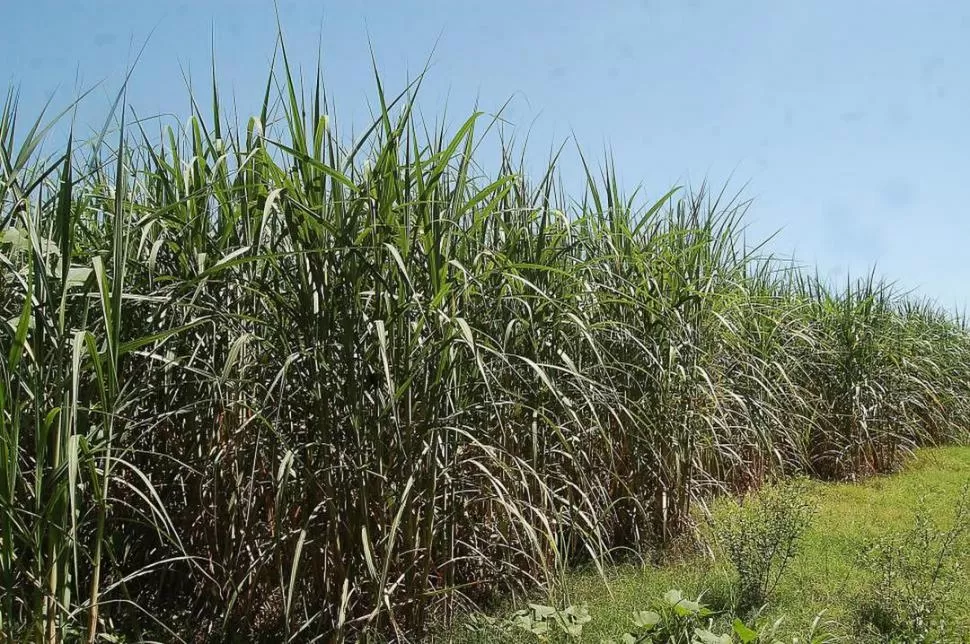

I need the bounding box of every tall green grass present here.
[2,45,969,642]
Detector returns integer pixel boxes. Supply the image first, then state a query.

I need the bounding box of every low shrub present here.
[855,483,970,642]
[713,479,816,610]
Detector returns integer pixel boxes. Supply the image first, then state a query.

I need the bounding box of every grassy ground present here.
[458,446,970,642]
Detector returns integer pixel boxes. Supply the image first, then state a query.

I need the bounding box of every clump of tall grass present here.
[2,41,970,642]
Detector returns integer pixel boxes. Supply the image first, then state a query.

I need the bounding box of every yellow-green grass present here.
[465,446,970,642]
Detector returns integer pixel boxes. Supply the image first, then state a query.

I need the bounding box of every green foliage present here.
[787,612,841,644]
[855,484,970,642]
[715,480,816,610]
[592,589,833,644]
[466,602,593,641]
[612,589,715,643]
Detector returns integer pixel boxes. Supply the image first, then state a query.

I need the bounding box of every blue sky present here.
[4,1,969,308]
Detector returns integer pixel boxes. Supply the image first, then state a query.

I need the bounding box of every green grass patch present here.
[463,446,970,642]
